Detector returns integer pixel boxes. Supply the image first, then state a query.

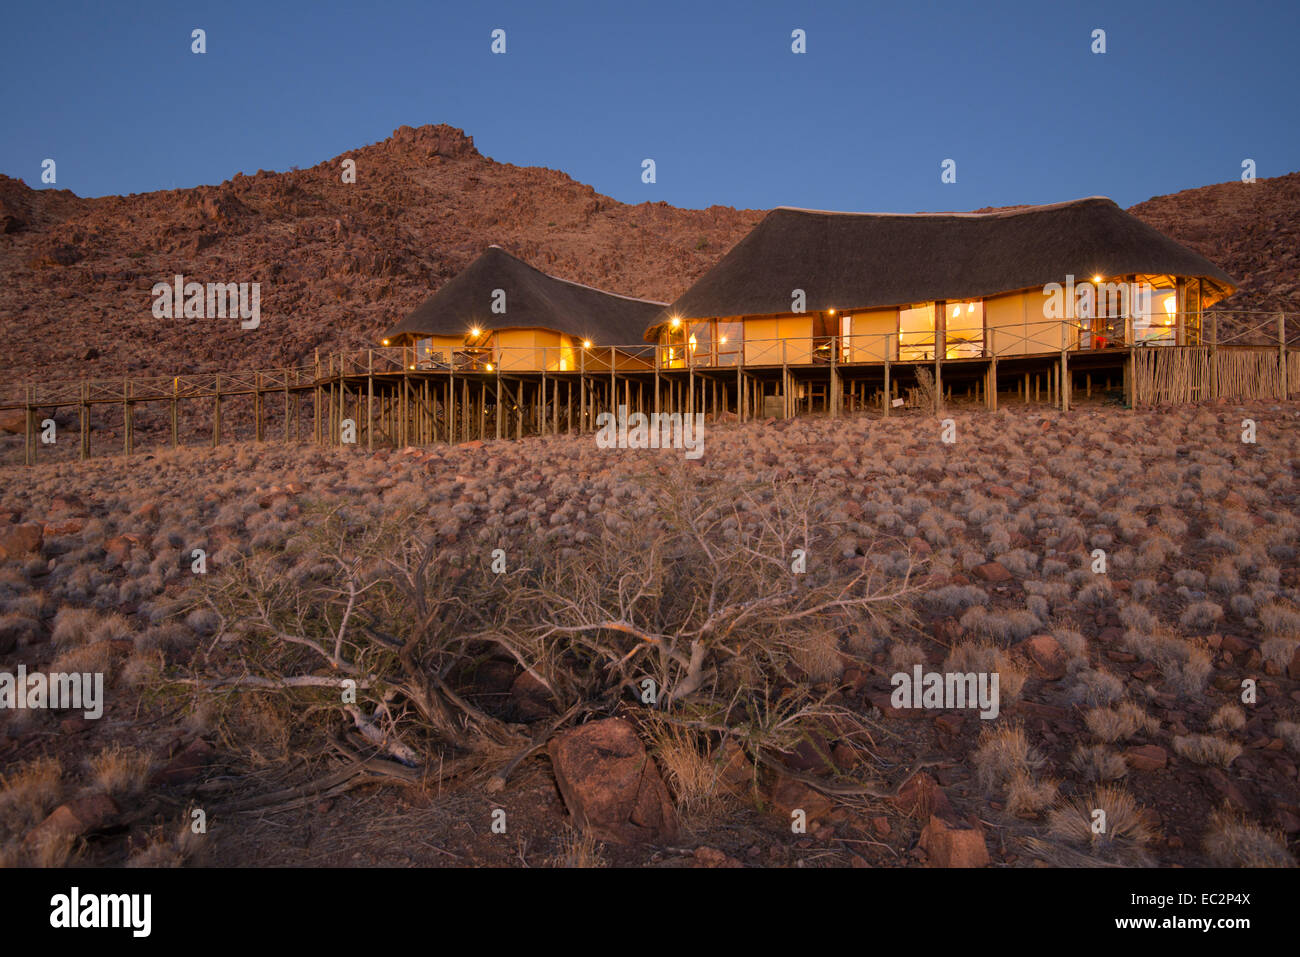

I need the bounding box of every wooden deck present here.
[1,332,1295,466]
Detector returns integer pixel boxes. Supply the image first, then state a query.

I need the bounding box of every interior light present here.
[688,333,698,351]
[952,305,961,318]
[1163,296,1176,314]
[485,363,493,372]
[719,336,727,344]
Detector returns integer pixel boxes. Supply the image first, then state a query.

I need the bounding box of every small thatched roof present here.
[647,197,1237,338]
[382,246,665,345]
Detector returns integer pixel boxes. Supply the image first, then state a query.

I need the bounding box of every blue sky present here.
[2,0,1296,211]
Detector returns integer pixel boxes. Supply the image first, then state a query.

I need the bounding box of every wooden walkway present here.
[1,316,1295,466]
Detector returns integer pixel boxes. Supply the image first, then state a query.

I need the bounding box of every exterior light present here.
[582,339,592,348]
[670,316,681,329]
[382,338,390,346]
[828,308,836,316]
[485,363,493,372]
[470,326,482,338]
[1092,275,1102,284]
[408,364,415,370]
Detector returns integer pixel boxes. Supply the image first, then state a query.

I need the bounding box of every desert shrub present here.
[196,473,920,789]
[1069,744,1128,782]
[1069,668,1126,707]
[1042,784,1156,865]
[1208,704,1246,732]
[0,756,63,838]
[1202,807,1293,867]
[1084,701,1157,743]
[1122,628,1211,697]
[1172,734,1241,768]
[972,721,1043,794]
[1179,601,1224,630]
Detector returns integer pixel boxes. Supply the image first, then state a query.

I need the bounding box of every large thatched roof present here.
[383,246,666,344]
[647,198,1237,338]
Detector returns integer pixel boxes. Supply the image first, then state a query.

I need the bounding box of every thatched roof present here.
[647,197,1237,338]
[383,246,666,344]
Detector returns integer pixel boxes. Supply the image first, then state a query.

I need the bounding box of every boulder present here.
[548,718,677,844]
[918,814,990,867]
[25,794,119,849]
[0,522,43,562]
[1124,744,1168,772]
[768,774,834,824]
[973,562,1013,583]
[1022,634,1067,679]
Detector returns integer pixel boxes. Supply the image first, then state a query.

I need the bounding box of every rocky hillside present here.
[1129,171,1300,324]
[0,125,760,382]
[0,126,1295,383]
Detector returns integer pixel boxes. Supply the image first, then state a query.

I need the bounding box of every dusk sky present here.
[3,0,1297,212]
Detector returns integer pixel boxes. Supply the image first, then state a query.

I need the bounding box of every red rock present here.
[973,562,1012,583]
[43,518,85,536]
[1222,491,1247,510]
[919,815,989,868]
[548,718,677,844]
[768,775,834,823]
[25,793,118,848]
[1124,744,1168,771]
[1022,634,1066,679]
[714,739,754,797]
[507,670,556,721]
[693,846,742,868]
[891,772,953,818]
[1220,634,1251,655]
[0,522,43,561]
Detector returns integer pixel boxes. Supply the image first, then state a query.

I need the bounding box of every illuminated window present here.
[899,305,935,360]
[945,301,984,358]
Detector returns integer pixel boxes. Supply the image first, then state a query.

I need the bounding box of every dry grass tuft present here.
[88,744,154,798]
[1172,733,1242,768]
[0,756,63,837]
[1046,784,1157,862]
[1202,807,1293,867]
[549,824,608,868]
[972,721,1043,795]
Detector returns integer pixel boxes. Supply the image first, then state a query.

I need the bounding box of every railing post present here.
[829,326,839,419]
[883,334,891,418]
[782,338,789,418]
[1279,311,1288,400]
[1060,320,1069,413]
[987,329,998,412]
[1208,311,1219,400]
